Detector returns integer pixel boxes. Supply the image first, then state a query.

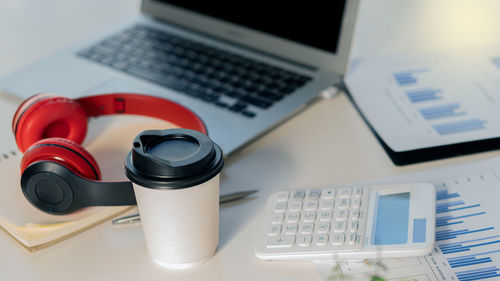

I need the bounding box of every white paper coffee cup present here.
[125,129,223,269]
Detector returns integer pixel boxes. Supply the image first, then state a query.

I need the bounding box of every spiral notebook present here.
[0,90,172,251]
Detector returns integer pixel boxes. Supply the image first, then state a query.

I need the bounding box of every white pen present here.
[112,190,258,225]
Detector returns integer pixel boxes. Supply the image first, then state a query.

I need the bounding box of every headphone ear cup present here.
[21,138,102,181]
[13,93,88,153]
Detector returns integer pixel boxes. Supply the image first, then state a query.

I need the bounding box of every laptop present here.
[0,0,359,155]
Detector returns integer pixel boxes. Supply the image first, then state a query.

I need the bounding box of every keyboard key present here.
[338,198,350,209]
[286,212,300,223]
[229,102,247,112]
[302,211,316,222]
[266,236,295,248]
[338,187,352,198]
[319,200,334,210]
[351,198,361,208]
[314,234,329,246]
[268,224,282,236]
[353,186,363,197]
[348,221,359,232]
[214,101,229,108]
[347,232,359,245]
[333,221,347,232]
[276,191,289,201]
[288,201,303,212]
[241,111,256,118]
[240,95,273,109]
[350,209,360,220]
[318,211,333,221]
[283,223,298,235]
[126,67,188,92]
[321,188,336,199]
[292,190,306,200]
[331,233,345,245]
[297,235,312,247]
[274,202,287,212]
[304,200,319,211]
[271,213,285,224]
[299,223,315,234]
[316,222,331,233]
[306,189,321,199]
[334,209,348,221]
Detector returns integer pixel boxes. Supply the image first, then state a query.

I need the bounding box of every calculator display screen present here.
[372,192,410,245]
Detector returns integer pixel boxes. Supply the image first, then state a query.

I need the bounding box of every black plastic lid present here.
[125,129,223,189]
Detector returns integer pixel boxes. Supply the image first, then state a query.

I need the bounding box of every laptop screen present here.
[155,1,347,54]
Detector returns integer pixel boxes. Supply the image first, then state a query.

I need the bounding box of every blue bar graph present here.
[406,88,442,103]
[456,267,500,281]
[439,238,500,254]
[433,119,487,135]
[393,68,429,86]
[436,227,494,241]
[437,190,460,200]
[419,103,466,120]
[491,57,500,70]
[434,185,500,281]
[436,212,486,227]
[437,203,480,214]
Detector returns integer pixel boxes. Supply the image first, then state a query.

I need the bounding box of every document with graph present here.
[316,155,500,281]
[345,49,500,163]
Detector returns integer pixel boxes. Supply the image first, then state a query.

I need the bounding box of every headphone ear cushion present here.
[21,138,101,181]
[13,94,88,153]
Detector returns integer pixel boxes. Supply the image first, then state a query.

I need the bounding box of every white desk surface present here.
[2,1,500,280]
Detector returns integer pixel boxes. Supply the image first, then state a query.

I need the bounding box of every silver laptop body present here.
[0,0,359,155]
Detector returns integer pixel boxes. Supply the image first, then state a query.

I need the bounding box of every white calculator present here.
[255,183,436,261]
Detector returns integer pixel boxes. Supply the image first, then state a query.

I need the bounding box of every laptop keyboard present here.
[77,25,312,118]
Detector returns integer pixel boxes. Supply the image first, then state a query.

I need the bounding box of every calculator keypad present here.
[262,186,369,255]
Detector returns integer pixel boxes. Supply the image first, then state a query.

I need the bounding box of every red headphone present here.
[13,92,207,214]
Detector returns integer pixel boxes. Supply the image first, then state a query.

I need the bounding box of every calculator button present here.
[314,234,329,246]
[350,209,360,220]
[316,222,331,233]
[283,223,298,235]
[331,233,345,245]
[288,201,303,212]
[297,235,312,247]
[299,223,315,234]
[338,198,350,209]
[333,221,347,232]
[286,212,300,223]
[268,224,282,236]
[271,213,285,224]
[306,189,321,199]
[266,236,295,248]
[353,186,363,197]
[276,191,290,201]
[318,211,333,221]
[348,221,359,232]
[334,209,349,221]
[338,187,352,198]
[319,199,334,210]
[321,188,336,199]
[274,202,287,212]
[292,190,306,200]
[304,200,319,211]
[302,211,316,222]
[347,232,358,245]
[351,198,361,208]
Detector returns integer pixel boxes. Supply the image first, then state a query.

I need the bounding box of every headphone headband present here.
[75,93,207,134]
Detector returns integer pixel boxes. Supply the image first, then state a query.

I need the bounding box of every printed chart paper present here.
[345,49,500,152]
[316,156,500,281]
